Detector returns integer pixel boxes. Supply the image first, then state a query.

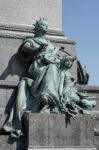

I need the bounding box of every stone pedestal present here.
[28,114,96,149]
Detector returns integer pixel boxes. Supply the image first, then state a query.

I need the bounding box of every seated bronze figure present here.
[2,18,96,138]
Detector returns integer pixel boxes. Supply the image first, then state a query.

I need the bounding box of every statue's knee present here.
[18,79,26,89]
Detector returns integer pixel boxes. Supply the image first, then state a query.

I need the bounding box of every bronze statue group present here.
[2,19,96,138]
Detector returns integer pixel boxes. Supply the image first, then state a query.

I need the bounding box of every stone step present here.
[28,146,97,150]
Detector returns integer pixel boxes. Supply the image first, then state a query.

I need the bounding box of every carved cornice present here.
[77,84,99,93]
[0,23,76,45]
[0,23,64,36]
[0,80,17,89]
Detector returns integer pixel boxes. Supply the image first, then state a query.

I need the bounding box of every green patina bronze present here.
[3,19,96,138]
[58,56,96,116]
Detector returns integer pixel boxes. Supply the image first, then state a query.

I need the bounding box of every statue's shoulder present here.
[24,37,36,47]
[34,37,48,46]
[24,37,49,47]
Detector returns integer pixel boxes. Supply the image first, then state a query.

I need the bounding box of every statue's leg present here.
[3,79,28,138]
[79,98,96,114]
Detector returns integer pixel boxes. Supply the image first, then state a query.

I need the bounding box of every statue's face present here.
[64,58,73,68]
[38,20,48,32]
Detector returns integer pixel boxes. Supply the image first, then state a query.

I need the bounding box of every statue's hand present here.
[39,44,47,52]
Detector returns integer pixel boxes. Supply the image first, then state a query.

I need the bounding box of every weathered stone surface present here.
[0,135,16,150]
[0,38,26,82]
[0,114,7,129]
[94,136,99,150]
[0,134,28,150]
[28,114,95,148]
[0,87,16,114]
[28,147,97,150]
[0,0,62,30]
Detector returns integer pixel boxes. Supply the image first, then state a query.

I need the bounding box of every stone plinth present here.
[28,114,95,149]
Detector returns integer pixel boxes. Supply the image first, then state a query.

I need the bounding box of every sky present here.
[62,0,99,86]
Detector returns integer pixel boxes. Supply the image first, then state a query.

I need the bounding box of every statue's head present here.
[61,56,76,69]
[33,18,48,34]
